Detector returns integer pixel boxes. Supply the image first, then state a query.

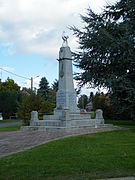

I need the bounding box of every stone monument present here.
[21,34,110,131]
[55,32,78,113]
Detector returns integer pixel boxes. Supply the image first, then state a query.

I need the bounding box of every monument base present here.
[21,109,113,131]
[21,124,114,132]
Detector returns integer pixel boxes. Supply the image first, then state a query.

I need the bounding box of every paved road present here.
[0,126,118,158]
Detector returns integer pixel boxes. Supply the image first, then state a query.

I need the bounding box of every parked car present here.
[0,113,3,120]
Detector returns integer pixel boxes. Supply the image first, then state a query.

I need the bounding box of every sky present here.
[0,0,117,95]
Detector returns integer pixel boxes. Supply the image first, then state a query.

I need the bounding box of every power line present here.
[0,67,30,80]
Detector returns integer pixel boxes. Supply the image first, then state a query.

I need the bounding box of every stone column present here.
[30,111,39,126]
[95,109,104,125]
[56,46,78,112]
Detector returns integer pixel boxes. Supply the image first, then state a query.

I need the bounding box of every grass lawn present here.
[105,119,135,129]
[0,123,135,179]
[0,119,20,123]
[0,119,21,132]
[0,126,21,132]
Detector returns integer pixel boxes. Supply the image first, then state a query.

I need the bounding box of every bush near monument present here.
[92,92,112,119]
[78,94,88,109]
[18,77,57,125]
[18,93,55,125]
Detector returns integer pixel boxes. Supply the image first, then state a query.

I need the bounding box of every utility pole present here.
[31,76,39,92]
[0,69,2,83]
[31,77,33,91]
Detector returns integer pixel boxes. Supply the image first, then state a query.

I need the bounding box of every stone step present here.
[69,113,91,121]
[71,120,95,127]
[34,120,65,127]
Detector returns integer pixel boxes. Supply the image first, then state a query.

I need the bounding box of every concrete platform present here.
[21,124,114,132]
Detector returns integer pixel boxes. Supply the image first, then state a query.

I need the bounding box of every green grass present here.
[0,119,21,132]
[0,119,20,123]
[105,119,135,129]
[0,126,21,132]
[0,127,135,179]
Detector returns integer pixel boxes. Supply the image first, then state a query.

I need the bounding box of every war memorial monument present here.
[21,34,109,131]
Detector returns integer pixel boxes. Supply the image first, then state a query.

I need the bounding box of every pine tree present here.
[71,0,135,120]
[37,77,50,100]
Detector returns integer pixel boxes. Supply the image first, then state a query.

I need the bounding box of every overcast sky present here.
[0,0,117,94]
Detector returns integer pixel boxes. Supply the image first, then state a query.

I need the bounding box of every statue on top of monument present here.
[62,31,69,47]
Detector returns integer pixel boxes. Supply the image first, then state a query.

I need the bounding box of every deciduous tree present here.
[78,94,88,109]
[0,78,21,119]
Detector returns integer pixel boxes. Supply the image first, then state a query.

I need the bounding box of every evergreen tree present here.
[37,77,50,100]
[71,0,135,120]
[88,92,94,102]
[51,79,58,91]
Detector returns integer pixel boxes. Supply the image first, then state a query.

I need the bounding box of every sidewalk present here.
[0,126,118,158]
